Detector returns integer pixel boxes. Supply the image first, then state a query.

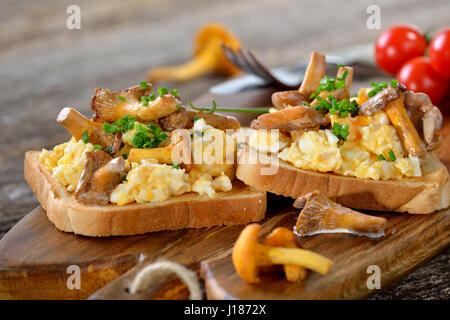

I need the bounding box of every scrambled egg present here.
[255,111,422,181]
[248,129,291,153]
[40,138,94,192]
[110,160,232,206]
[40,118,237,205]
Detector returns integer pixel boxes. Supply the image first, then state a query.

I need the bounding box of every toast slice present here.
[25,151,266,236]
[236,149,449,214]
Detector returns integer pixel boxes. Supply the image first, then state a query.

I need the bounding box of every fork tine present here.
[221,43,249,73]
[222,43,270,79]
[247,50,298,89]
[238,48,273,81]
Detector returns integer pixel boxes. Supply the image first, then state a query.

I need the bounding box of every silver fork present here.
[221,43,300,90]
[221,43,385,91]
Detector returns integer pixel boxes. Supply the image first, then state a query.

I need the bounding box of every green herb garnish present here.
[93,144,102,150]
[367,79,398,98]
[82,130,90,144]
[176,105,182,110]
[378,154,387,161]
[121,174,127,181]
[171,163,180,169]
[105,146,113,155]
[310,71,348,100]
[314,96,358,117]
[158,88,169,97]
[332,122,349,142]
[171,89,178,97]
[117,95,127,102]
[140,81,148,90]
[188,98,270,114]
[194,130,204,137]
[388,149,396,162]
[131,123,168,149]
[390,79,398,88]
[103,115,136,134]
[122,153,128,160]
[192,116,200,122]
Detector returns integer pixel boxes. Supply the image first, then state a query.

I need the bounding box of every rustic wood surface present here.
[0,0,449,299]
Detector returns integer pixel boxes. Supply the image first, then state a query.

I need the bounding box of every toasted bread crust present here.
[25,151,266,236]
[236,150,449,214]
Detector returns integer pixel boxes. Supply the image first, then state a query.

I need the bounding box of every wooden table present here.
[0,0,448,299]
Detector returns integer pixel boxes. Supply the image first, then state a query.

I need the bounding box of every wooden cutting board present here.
[0,86,449,300]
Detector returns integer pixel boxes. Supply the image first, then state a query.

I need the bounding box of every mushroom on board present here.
[232,223,332,284]
[263,227,308,283]
[147,23,241,83]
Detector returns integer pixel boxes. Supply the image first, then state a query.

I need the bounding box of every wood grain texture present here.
[200,207,450,299]
[1,0,450,299]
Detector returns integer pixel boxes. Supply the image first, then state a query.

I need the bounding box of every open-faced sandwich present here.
[25,83,266,236]
[237,51,449,214]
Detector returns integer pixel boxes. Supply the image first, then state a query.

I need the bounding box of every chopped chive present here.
[122,153,128,160]
[149,93,157,101]
[121,174,127,181]
[158,88,169,97]
[171,89,178,96]
[390,79,398,88]
[378,154,387,161]
[192,116,200,122]
[176,105,182,109]
[194,130,204,137]
[105,146,113,155]
[82,130,89,144]
[93,144,102,150]
[117,95,126,102]
[337,63,345,67]
[171,163,180,169]
[140,81,148,90]
[388,149,396,162]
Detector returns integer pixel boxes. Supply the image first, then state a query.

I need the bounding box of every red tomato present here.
[396,56,447,105]
[429,28,450,79]
[375,24,427,75]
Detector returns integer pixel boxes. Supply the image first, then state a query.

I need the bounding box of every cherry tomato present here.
[396,56,447,105]
[429,28,450,79]
[375,24,427,75]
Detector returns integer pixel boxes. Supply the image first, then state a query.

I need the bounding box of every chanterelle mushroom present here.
[91,84,181,123]
[250,105,330,131]
[75,150,126,205]
[57,107,120,154]
[263,227,308,283]
[271,91,308,109]
[358,83,406,116]
[293,191,387,238]
[403,91,443,149]
[147,23,241,83]
[232,223,332,284]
